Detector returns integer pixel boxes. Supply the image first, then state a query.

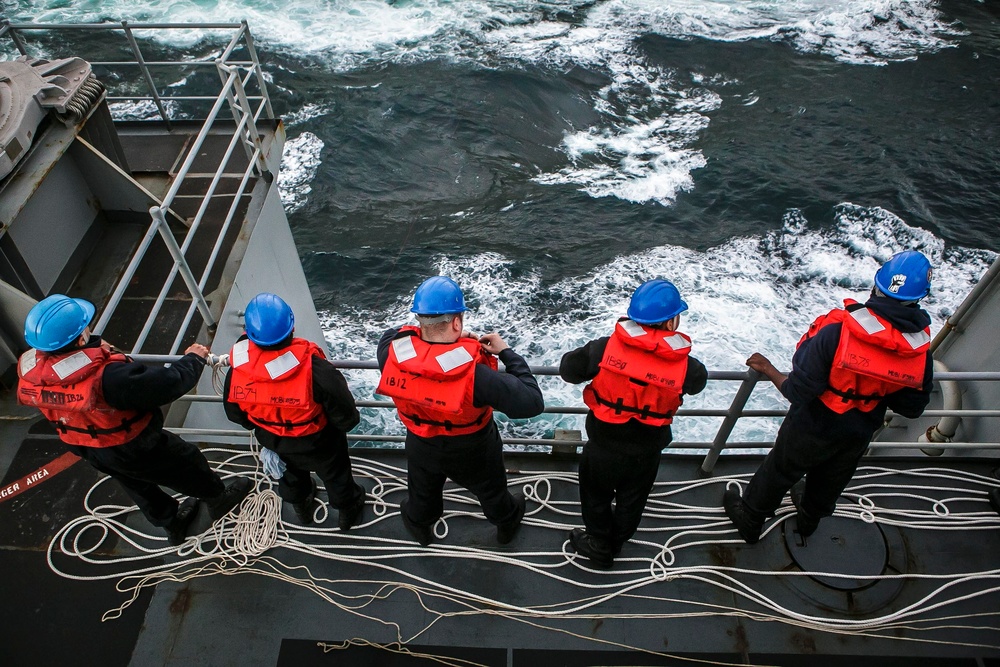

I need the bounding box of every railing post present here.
[3,21,29,56]
[150,206,217,335]
[122,21,172,129]
[215,61,261,174]
[700,369,762,476]
[228,64,271,179]
[240,21,274,119]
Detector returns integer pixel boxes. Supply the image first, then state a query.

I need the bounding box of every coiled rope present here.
[45,447,1000,661]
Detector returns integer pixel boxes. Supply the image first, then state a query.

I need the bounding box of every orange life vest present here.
[376,326,497,437]
[798,299,930,414]
[17,346,153,447]
[583,319,690,427]
[228,337,328,437]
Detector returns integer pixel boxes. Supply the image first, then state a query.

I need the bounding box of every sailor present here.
[223,293,366,529]
[724,251,935,543]
[376,276,543,546]
[559,279,707,568]
[16,295,253,546]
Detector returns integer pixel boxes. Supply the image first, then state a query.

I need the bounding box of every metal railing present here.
[0,21,275,353]
[131,354,1000,470]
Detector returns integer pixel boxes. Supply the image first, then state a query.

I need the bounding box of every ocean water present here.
[6,0,999,444]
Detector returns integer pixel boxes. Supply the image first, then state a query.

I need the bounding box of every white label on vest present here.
[620,320,647,338]
[664,334,691,351]
[392,336,417,363]
[436,346,474,373]
[901,329,930,350]
[850,308,886,335]
[265,351,300,379]
[19,351,37,376]
[232,339,250,367]
[52,351,92,380]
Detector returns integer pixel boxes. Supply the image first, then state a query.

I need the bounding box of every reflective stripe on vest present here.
[376,327,495,438]
[16,347,153,447]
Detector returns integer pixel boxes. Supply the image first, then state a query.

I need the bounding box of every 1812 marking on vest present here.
[384,376,407,389]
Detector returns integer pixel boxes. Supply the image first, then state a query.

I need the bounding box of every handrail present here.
[125,353,1000,457]
[170,393,1000,418]
[131,106,253,352]
[1,24,279,349]
[122,20,170,128]
[128,356,1000,382]
[5,22,245,29]
[164,428,1000,451]
[169,146,261,354]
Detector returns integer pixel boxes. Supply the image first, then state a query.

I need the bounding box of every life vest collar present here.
[615,319,692,356]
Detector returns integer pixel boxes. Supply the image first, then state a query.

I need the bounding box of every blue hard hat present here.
[874,251,932,301]
[627,279,688,325]
[24,294,95,352]
[244,293,295,346]
[410,276,469,315]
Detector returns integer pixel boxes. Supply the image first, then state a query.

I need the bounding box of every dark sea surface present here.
[7,0,999,441]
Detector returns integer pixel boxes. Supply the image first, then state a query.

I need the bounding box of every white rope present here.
[45,457,1000,654]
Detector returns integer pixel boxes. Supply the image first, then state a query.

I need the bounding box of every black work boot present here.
[400,498,433,547]
[166,497,200,546]
[206,477,254,521]
[723,488,763,544]
[789,480,820,538]
[989,488,1000,517]
[292,478,319,526]
[568,528,613,569]
[338,486,366,531]
[496,492,526,545]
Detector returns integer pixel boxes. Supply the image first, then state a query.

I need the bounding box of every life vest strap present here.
[253,413,323,429]
[827,386,884,403]
[49,412,148,439]
[590,390,674,420]
[400,410,489,432]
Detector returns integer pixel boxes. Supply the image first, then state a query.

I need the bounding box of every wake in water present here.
[11,0,965,207]
[318,206,995,444]
[5,3,989,445]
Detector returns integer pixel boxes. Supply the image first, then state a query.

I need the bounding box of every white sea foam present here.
[16,0,956,65]
[11,1,964,207]
[277,131,324,214]
[320,205,995,445]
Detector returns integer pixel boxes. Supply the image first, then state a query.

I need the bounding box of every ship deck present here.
[2,400,999,667]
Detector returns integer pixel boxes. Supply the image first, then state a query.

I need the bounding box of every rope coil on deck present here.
[42,440,1000,664]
